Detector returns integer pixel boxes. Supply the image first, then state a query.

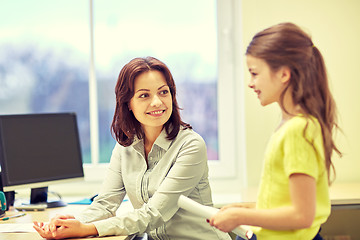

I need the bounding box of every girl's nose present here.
[150,95,162,107]
[248,82,255,89]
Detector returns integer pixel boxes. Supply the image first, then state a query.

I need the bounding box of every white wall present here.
[241,0,360,187]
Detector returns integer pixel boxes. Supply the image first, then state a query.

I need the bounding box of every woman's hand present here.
[33,218,98,239]
[47,214,75,233]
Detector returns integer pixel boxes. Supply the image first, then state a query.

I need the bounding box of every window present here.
[93,0,218,163]
[0,0,91,162]
[0,0,245,194]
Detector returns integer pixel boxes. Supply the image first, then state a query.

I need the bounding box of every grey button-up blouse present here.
[76,128,231,240]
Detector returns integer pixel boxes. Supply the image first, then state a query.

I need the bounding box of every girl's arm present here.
[221,202,256,210]
[209,173,316,232]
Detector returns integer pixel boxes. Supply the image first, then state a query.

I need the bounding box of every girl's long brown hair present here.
[111,56,191,147]
[246,22,342,183]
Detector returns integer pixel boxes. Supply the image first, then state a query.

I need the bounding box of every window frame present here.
[84,0,246,196]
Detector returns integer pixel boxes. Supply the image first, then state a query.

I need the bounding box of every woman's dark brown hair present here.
[111,56,191,147]
[246,22,342,183]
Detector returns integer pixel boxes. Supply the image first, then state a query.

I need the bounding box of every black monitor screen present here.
[0,113,84,190]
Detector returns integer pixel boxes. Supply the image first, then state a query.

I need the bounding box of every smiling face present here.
[129,70,172,134]
[246,55,289,106]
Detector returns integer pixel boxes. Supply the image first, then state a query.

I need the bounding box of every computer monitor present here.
[0,113,84,208]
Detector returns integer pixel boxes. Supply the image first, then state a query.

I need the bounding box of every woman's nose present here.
[150,95,162,107]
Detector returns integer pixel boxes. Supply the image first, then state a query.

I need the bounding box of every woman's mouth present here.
[147,110,165,116]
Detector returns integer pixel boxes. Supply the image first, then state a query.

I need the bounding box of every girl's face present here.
[246,55,289,106]
[129,70,172,134]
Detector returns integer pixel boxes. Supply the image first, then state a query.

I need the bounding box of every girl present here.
[34,57,231,240]
[209,22,341,240]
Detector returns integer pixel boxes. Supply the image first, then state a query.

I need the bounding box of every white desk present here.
[213,182,360,239]
[0,204,131,240]
[2,182,359,240]
[213,182,360,207]
[328,182,360,206]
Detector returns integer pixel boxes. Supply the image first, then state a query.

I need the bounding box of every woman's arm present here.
[86,132,210,237]
[37,132,209,238]
[34,143,127,239]
[33,219,98,239]
[76,144,127,223]
[209,173,316,232]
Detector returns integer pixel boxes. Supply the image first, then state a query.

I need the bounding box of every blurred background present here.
[0,0,359,195]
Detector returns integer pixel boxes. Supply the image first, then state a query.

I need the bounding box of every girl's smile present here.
[246,55,289,107]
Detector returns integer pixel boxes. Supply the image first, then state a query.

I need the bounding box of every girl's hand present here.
[33,219,98,239]
[209,207,244,233]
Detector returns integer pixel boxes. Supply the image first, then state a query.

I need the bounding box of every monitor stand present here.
[30,187,67,208]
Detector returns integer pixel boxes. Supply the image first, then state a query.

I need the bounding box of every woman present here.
[34,56,231,240]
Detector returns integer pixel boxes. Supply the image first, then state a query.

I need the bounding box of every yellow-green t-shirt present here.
[252,116,330,240]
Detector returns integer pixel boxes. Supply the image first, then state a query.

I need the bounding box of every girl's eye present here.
[139,93,149,98]
[251,72,257,76]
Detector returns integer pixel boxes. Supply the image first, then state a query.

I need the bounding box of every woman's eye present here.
[251,72,257,76]
[160,89,169,95]
[139,93,149,98]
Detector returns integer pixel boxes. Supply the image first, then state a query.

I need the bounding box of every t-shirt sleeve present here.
[283,118,322,180]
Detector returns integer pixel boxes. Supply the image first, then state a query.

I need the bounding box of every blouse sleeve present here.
[75,143,127,224]
[83,132,209,237]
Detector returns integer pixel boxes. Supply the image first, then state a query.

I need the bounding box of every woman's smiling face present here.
[129,70,172,133]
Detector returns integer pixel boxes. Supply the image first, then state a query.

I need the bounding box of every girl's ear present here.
[280,66,291,83]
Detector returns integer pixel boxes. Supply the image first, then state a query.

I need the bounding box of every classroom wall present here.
[241,0,360,187]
